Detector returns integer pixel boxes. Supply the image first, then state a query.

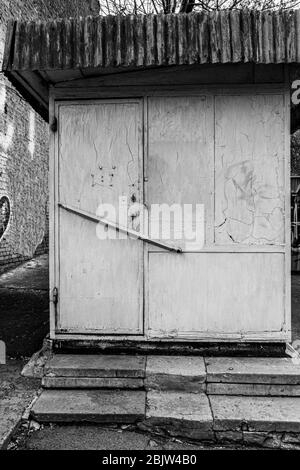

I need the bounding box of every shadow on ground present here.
[0,255,49,358]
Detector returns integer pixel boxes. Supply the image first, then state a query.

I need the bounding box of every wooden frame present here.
[49,82,291,343]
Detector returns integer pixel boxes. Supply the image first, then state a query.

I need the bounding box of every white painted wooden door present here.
[57,100,143,334]
[146,93,288,341]
[54,91,289,341]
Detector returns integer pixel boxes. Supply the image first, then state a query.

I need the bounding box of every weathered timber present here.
[53,340,286,357]
[3,11,300,72]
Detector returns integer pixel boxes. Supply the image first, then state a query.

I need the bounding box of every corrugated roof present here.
[3,10,300,71]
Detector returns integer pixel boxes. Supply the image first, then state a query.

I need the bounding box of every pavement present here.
[0,256,48,448]
[8,424,218,451]
[0,359,40,449]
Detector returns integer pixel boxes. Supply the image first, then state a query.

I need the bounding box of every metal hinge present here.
[50,117,58,133]
[52,287,59,325]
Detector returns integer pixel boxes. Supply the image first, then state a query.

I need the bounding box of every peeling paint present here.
[215,95,285,245]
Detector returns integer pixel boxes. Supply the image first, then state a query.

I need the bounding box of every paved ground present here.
[8,423,246,451]
[0,255,49,358]
[0,360,40,449]
[0,256,48,448]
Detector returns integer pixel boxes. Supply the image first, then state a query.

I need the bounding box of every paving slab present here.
[21,426,151,450]
[31,389,146,423]
[145,356,206,392]
[42,377,144,389]
[10,424,208,451]
[210,395,300,432]
[0,398,27,449]
[44,355,146,378]
[140,391,214,441]
[206,357,300,384]
[207,382,300,396]
[0,360,40,449]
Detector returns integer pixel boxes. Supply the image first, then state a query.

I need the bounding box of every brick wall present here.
[0,1,99,273]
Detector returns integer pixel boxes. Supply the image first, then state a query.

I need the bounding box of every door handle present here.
[59,202,182,253]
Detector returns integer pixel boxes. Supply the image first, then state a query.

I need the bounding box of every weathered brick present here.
[0,1,99,272]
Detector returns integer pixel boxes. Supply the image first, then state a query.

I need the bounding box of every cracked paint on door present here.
[215,94,285,245]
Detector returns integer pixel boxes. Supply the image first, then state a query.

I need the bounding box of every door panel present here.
[214,94,285,245]
[148,252,284,337]
[147,96,214,249]
[146,93,287,340]
[57,101,143,334]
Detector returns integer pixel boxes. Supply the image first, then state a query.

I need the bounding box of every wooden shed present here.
[3,10,298,350]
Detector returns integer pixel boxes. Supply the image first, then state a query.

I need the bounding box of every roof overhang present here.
[3,10,300,122]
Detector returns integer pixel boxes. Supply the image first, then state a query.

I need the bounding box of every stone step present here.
[210,395,300,434]
[41,355,300,395]
[44,354,146,378]
[139,391,214,441]
[207,382,300,396]
[145,356,206,392]
[42,376,144,389]
[29,389,300,447]
[31,388,214,440]
[30,389,146,423]
[205,357,300,385]
[42,354,207,392]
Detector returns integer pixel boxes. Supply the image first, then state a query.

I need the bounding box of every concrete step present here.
[43,354,145,389]
[42,354,206,392]
[210,395,300,434]
[145,356,206,392]
[139,391,214,441]
[44,354,146,378]
[207,382,300,396]
[209,395,300,448]
[31,389,146,423]
[42,376,143,389]
[31,388,214,441]
[205,357,300,396]
[41,355,300,395]
[30,389,300,447]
